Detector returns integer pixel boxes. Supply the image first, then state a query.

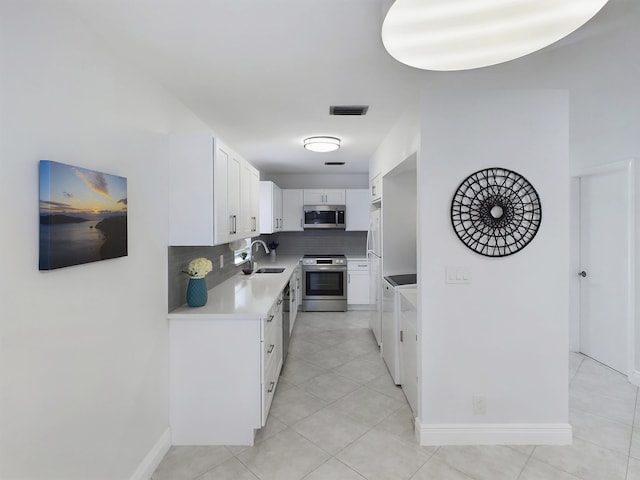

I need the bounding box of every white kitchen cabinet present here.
[240,161,260,236]
[346,189,369,231]
[370,173,382,204]
[169,294,283,446]
[227,152,242,242]
[259,181,283,234]
[399,289,418,416]
[262,295,283,421]
[303,188,345,205]
[282,189,304,231]
[347,260,369,307]
[169,134,260,246]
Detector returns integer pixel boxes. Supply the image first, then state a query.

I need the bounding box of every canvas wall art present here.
[39,160,128,270]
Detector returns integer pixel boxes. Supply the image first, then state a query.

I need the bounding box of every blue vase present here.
[186,277,207,307]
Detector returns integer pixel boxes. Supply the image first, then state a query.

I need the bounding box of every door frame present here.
[570,159,636,383]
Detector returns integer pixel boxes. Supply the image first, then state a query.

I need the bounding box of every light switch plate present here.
[446,267,471,284]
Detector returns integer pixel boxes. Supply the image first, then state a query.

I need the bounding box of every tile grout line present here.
[513,445,537,480]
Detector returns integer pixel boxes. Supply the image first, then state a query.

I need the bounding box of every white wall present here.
[382,156,417,277]
[417,91,570,444]
[0,2,211,478]
[263,172,368,189]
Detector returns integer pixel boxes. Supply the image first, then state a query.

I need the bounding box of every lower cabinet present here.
[347,260,370,307]
[169,295,283,446]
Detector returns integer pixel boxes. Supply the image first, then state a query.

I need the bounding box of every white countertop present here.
[346,255,368,261]
[169,255,301,320]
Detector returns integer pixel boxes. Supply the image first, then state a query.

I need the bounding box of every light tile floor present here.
[153,310,640,480]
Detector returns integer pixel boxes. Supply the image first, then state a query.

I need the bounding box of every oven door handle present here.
[303,266,347,272]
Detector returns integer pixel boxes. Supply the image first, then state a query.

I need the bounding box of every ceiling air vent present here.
[325,162,345,166]
[329,105,369,116]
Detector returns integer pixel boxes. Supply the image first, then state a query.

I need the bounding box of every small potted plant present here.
[240,251,252,275]
[182,257,213,307]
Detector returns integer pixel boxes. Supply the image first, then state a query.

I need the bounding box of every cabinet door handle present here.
[358,264,368,268]
[400,330,404,342]
[267,381,275,393]
[267,315,274,323]
[267,344,275,354]
[348,273,351,283]
[300,218,303,229]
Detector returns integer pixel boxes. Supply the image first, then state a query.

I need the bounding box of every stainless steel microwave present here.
[303,205,346,229]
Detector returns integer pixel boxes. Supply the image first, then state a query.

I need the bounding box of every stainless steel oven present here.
[302,255,347,311]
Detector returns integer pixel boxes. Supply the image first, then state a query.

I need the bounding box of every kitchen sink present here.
[254,268,285,274]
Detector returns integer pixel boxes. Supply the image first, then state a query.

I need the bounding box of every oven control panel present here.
[302,257,346,266]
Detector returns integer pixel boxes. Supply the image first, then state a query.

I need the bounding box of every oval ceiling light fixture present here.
[303,136,341,153]
[381,0,609,71]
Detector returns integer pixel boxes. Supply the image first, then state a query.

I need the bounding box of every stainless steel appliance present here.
[303,205,346,229]
[302,254,347,311]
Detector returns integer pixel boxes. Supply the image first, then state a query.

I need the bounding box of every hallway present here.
[153,311,640,480]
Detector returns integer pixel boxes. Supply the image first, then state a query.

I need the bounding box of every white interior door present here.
[579,168,629,374]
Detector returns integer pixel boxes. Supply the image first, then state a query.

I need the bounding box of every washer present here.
[382,274,417,385]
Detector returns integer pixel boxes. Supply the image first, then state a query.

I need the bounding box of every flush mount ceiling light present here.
[381,0,608,71]
[303,136,341,153]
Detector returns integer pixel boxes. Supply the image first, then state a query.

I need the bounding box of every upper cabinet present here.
[169,134,260,246]
[303,189,346,205]
[370,173,382,204]
[260,181,283,234]
[345,189,369,231]
[282,189,304,231]
[240,161,260,237]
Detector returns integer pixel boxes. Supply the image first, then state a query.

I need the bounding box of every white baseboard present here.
[130,428,171,480]
[347,305,371,311]
[416,421,572,446]
[629,370,640,387]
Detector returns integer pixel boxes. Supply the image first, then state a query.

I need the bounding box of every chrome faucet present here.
[249,239,270,271]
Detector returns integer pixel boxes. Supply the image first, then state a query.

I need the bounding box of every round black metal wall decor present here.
[450,167,541,257]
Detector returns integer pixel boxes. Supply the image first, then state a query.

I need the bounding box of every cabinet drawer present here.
[262,346,281,423]
[262,298,282,340]
[263,322,279,368]
[347,260,369,272]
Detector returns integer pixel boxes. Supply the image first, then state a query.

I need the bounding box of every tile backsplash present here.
[168,239,268,312]
[270,230,366,257]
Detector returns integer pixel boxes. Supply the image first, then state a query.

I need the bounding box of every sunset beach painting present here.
[39,160,128,270]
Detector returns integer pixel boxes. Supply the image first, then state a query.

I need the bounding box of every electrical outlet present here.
[472,394,486,415]
[219,255,224,269]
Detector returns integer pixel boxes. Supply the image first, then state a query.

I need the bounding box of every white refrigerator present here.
[367,208,382,345]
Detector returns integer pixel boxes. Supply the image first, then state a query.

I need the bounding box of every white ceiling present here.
[61,0,637,174]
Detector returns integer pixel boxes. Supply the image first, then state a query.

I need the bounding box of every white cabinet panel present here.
[260,181,283,234]
[346,189,369,231]
[347,260,369,306]
[303,189,345,205]
[169,134,260,246]
[169,294,284,445]
[282,189,304,231]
